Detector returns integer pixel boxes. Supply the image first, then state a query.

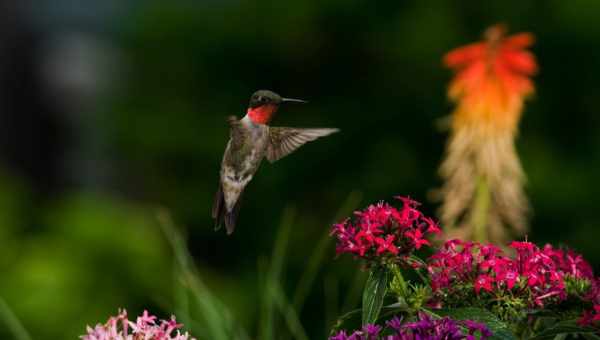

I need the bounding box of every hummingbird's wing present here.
[266,127,339,163]
[227,115,246,148]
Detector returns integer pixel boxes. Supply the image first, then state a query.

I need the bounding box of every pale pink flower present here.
[81,309,195,340]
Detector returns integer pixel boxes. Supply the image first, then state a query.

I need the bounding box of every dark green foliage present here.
[528,320,599,340]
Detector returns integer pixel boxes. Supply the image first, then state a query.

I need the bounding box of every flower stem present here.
[471,176,490,243]
[391,264,408,298]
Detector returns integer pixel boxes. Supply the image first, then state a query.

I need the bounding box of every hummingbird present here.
[212,90,339,234]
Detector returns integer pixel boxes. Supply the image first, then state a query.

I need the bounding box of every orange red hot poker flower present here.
[444,24,537,134]
[436,25,537,244]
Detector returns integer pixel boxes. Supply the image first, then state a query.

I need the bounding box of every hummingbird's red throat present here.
[247,104,278,124]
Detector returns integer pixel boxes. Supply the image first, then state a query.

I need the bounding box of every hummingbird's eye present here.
[258,96,265,102]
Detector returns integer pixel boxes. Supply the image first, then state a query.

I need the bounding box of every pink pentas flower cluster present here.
[427,239,594,308]
[81,309,195,340]
[331,196,440,263]
[579,278,600,326]
[580,305,600,326]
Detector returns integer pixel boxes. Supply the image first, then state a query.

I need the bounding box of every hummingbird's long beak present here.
[281,97,308,104]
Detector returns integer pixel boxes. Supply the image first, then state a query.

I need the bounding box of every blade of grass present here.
[0,297,32,340]
[258,257,275,340]
[270,206,295,280]
[324,274,339,337]
[342,269,367,313]
[272,281,309,340]
[293,191,362,312]
[157,209,240,340]
[173,270,192,328]
[259,206,296,340]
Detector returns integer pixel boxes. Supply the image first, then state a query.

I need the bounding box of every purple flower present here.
[330,330,350,340]
[386,316,404,331]
[330,313,492,340]
[463,320,493,338]
[363,324,382,337]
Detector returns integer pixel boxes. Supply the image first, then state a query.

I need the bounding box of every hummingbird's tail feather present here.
[213,181,243,235]
[224,192,243,235]
[212,183,225,231]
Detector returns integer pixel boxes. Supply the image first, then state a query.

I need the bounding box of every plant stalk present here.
[471,175,490,243]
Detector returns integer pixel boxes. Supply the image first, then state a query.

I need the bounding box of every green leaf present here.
[433,307,516,340]
[529,319,599,340]
[582,333,600,340]
[362,266,389,325]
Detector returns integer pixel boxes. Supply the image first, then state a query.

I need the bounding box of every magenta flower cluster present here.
[81,309,195,340]
[579,278,600,325]
[427,239,594,307]
[330,313,491,340]
[331,197,440,262]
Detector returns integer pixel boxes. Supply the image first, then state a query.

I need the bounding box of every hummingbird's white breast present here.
[220,115,270,211]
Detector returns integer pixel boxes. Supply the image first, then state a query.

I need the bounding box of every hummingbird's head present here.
[247,90,306,124]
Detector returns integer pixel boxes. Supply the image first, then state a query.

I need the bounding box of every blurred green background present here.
[1,1,600,339]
